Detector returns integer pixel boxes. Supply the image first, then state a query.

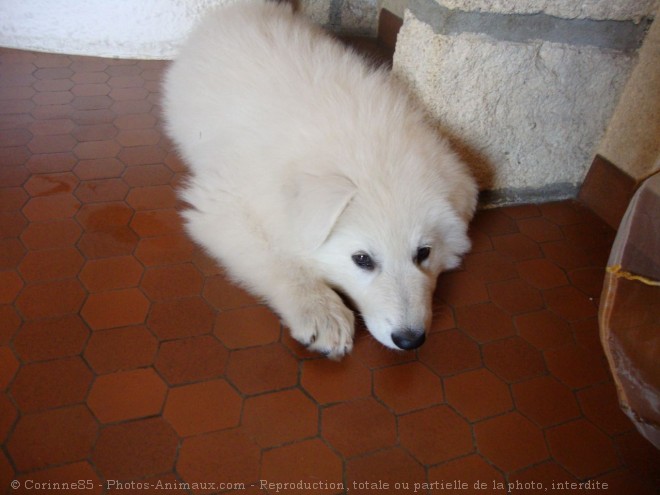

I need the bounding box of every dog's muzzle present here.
[391,329,426,350]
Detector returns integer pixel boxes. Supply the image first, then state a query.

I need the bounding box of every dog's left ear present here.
[287,173,357,251]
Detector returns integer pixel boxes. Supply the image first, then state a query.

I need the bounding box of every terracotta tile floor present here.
[1,46,659,494]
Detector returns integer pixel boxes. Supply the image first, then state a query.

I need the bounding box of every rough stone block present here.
[432,0,658,22]
[394,3,643,204]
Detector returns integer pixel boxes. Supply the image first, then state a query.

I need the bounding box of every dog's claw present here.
[286,286,355,359]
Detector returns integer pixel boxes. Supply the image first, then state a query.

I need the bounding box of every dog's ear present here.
[288,173,356,251]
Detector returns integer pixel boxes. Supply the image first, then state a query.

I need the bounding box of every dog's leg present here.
[265,266,355,359]
[225,257,355,359]
[183,204,355,359]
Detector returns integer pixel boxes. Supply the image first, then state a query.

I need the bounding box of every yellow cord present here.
[607,265,660,287]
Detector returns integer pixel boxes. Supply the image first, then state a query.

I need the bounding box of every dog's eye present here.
[415,246,431,264]
[352,252,375,271]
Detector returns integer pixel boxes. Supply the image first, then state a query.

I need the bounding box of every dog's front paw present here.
[287,292,355,360]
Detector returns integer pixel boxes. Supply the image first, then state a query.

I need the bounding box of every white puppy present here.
[163,0,477,359]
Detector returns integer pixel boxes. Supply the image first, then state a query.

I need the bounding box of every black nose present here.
[391,329,426,350]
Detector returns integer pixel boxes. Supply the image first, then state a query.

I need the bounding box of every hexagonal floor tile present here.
[435,270,489,307]
[227,343,298,395]
[16,278,86,320]
[87,368,166,423]
[79,255,143,292]
[301,356,371,404]
[260,439,343,493]
[322,398,396,458]
[508,461,577,490]
[140,264,204,301]
[516,258,568,289]
[491,233,542,261]
[345,447,426,490]
[428,455,506,493]
[0,270,23,304]
[81,288,150,330]
[488,278,544,315]
[445,368,513,421]
[16,462,103,495]
[147,297,215,340]
[483,336,546,382]
[242,389,318,448]
[456,302,516,343]
[512,375,580,428]
[373,361,443,414]
[18,246,83,282]
[515,310,573,350]
[544,344,609,389]
[20,218,81,250]
[0,346,19,390]
[418,329,481,377]
[92,417,178,480]
[10,357,92,413]
[83,325,157,374]
[177,428,260,489]
[544,285,598,320]
[0,306,21,345]
[12,314,89,362]
[546,419,619,479]
[577,382,633,435]
[134,233,195,266]
[214,305,280,349]
[399,405,474,465]
[7,405,97,472]
[0,393,18,441]
[163,379,242,436]
[475,411,548,472]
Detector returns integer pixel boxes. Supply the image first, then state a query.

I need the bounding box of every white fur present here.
[163,0,477,359]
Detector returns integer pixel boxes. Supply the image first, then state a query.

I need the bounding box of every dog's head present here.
[290,160,476,351]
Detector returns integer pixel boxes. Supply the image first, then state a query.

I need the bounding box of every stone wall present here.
[0,0,233,59]
[300,0,380,36]
[393,0,658,205]
[0,0,381,59]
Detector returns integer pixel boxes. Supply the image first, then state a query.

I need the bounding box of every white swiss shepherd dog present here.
[163,0,478,359]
